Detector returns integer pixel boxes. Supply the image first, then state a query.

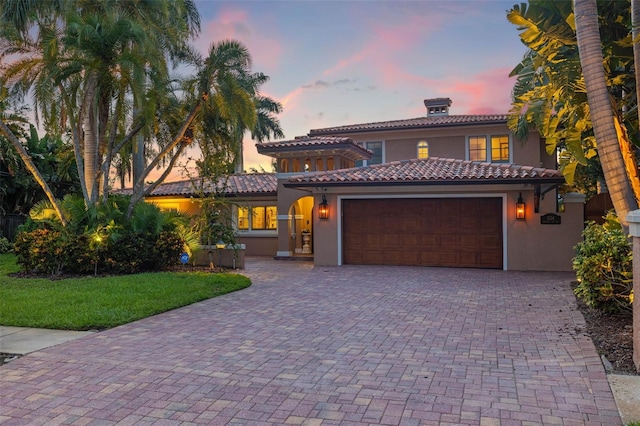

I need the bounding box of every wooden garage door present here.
[342,198,502,269]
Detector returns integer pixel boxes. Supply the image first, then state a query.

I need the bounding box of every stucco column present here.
[625,209,640,372]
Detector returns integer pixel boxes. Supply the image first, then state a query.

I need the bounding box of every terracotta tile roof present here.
[115,173,277,197]
[285,157,564,187]
[308,114,508,135]
[256,136,372,158]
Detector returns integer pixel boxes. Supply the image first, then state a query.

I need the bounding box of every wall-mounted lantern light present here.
[516,192,526,220]
[318,194,329,220]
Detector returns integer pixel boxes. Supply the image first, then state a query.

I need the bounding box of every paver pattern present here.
[0,258,621,425]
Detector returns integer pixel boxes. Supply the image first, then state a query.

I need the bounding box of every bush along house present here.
[142,98,584,271]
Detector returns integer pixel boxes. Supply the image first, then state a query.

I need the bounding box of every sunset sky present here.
[192,0,528,172]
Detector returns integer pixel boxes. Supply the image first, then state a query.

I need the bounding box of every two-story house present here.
[144,98,585,271]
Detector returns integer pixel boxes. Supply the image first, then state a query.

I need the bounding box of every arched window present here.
[417,141,429,159]
[280,159,289,173]
[327,157,335,170]
[304,158,311,172]
[292,158,301,172]
[316,158,323,171]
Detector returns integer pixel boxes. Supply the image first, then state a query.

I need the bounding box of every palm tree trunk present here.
[0,119,68,226]
[574,0,638,226]
[83,73,99,203]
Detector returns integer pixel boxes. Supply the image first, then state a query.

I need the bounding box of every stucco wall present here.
[237,235,278,256]
[507,191,585,271]
[310,186,584,272]
[340,124,549,167]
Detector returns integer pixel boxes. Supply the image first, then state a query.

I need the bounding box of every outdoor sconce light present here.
[516,192,526,220]
[318,194,329,220]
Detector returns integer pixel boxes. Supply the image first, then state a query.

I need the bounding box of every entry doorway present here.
[288,196,314,256]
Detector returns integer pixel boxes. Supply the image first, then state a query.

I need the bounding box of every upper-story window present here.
[467,135,510,163]
[417,141,429,159]
[356,141,384,166]
[238,206,277,231]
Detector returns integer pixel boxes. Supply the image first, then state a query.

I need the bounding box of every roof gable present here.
[285,157,563,187]
[308,114,508,135]
[256,136,372,161]
[116,173,278,198]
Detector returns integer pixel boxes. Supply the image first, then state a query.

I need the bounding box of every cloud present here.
[302,80,331,89]
[301,79,357,90]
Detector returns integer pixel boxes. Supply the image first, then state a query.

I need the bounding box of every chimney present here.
[424,98,452,117]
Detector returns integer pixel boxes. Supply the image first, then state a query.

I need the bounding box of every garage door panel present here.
[382,234,400,247]
[364,251,384,263]
[420,235,439,246]
[420,251,441,264]
[343,198,502,269]
[402,234,419,246]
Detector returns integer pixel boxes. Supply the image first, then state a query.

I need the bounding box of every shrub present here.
[102,233,152,274]
[14,195,190,275]
[0,234,12,253]
[14,229,65,274]
[153,231,184,268]
[573,214,632,312]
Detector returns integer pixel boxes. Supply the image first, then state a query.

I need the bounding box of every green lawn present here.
[0,253,251,330]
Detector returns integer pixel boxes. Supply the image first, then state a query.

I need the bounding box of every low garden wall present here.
[192,244,245,269]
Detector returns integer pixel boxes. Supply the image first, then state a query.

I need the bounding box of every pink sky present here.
[188,0,526,174]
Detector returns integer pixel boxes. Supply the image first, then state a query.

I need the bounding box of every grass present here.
[0,253,251,330]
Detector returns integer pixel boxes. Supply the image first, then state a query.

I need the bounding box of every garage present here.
[342,198,503,268]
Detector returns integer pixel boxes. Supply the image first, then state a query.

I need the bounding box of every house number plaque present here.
[540,213,561,225]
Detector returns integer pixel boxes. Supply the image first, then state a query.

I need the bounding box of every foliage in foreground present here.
[573,213,633,312]
[0,232,11,253]
[0,253,250,330]
[13,194,195,275]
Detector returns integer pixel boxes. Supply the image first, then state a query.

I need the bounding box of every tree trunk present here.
[83,74,99,203]
[0,119,68,226]
[574,0,638,226]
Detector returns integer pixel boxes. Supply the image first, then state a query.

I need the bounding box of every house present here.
[143,98,585,271]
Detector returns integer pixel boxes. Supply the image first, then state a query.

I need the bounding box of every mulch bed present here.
[575,299,636,375]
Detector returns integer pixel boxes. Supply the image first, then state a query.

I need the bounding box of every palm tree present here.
[0,119,68,225]
[1,2,282,224]
[508,0,640,210]
[573,0,638,225]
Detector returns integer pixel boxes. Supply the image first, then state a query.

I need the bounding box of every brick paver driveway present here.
[0,258,621,425]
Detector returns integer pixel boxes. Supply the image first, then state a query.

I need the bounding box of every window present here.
[417,141,429,159]
[356,141,384,166]
[468,134,510,162]
[238,207,249,230]
[490,135,509,162]
[468,136,487,161]
[237,206,277,231]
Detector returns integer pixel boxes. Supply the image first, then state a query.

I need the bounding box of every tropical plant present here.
[14,194,190,275]
[507,0,640,223]
[1,123,80,215]
[573,0,639,224]
[573,213,633,312]
[0,232,11,253]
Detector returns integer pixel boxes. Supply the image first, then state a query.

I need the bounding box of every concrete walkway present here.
[0,326,94,355]
[0,258,632,424]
